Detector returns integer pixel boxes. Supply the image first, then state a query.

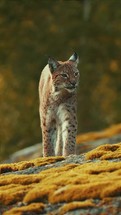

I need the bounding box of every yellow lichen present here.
[0,159,121,206]
[0,143,121,214]
[0,156,64,174]
[85,143,121,160]
[76,124,121,144]
[24,184,57,204]
[3,203,45,215]
[59,200,95,215]
[0,184,32,205]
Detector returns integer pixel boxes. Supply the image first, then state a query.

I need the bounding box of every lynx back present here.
[39,53,79,156]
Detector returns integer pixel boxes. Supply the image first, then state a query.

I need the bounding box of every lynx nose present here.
[70,81,76,88]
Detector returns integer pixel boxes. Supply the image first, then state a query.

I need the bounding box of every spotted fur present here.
[39,53,79,156]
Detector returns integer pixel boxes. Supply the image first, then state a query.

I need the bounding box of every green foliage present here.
[0,0,121,160]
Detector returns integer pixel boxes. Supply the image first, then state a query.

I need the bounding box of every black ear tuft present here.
[48,57,60,73]
[69,52,79,65]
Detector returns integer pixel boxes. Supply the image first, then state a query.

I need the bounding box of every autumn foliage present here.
[0,0,121,160]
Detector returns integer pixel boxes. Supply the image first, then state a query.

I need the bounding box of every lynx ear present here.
[69,52,79,66]
[48,57,60,73]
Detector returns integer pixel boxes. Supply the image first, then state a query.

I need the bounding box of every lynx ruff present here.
[39,53,79,157]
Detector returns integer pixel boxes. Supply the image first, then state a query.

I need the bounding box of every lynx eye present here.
[61,73,68,78]
[74,72,79,77]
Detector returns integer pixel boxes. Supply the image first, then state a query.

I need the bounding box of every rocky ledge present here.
[0,143,121,215]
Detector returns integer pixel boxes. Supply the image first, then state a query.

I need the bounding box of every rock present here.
[3,123,121,163]
[0,143,121,215]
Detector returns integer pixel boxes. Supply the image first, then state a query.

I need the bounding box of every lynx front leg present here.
[62,118,77,156]
[55,126,63,156]
[41,119,55,157]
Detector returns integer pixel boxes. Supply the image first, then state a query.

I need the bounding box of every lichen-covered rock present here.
[0,143,121,214]
[76,123,121,143]
[3,124,121,163]
[3,203,45,215]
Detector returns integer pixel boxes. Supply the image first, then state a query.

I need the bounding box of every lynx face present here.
[48,53,79,92]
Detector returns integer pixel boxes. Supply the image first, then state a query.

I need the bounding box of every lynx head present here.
[48,53,79,93]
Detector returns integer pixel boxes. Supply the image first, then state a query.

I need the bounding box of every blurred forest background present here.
[0,0,121,161]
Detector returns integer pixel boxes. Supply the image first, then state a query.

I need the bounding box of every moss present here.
[0,159,121,206]
[49,181,119,204]
[59,200,95,215]
[0,174,42,186]
[86,143,121,160]
[76,123,121,144]
[0,156,64,174]
[24,184,57,204]
[0,184,32,205]
[0,143,121,214]
[3,203,45,215]
[0,162,34,174]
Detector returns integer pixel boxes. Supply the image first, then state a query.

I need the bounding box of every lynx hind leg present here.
[42,120,56,157]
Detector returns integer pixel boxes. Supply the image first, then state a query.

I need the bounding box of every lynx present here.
[39,53,79,157]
